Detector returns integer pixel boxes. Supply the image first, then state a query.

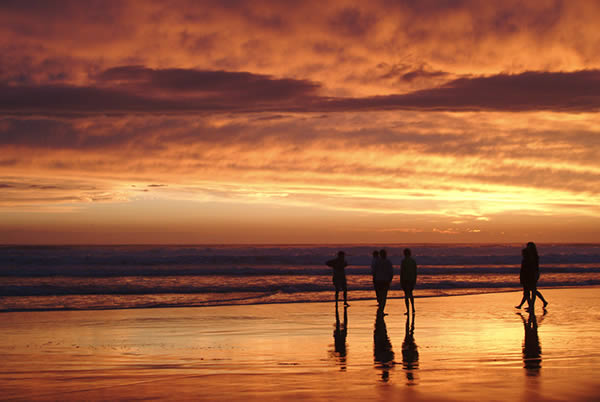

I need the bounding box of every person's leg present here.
[373,281,379,306]
[536,290,548,307]
[380,284,388,311]
[530,286,537,310]
[335,289,339,304]
[409,289,415,312]
[404,290,410,314]
[342,277,349,306]
[524,289,531,311]
[516,289,527,308]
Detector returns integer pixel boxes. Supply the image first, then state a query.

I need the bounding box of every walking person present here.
[400,248,417,315]
[516,242,548,310]
[373,249,394,315]
[519,242,539,311]
[326,251,349,307]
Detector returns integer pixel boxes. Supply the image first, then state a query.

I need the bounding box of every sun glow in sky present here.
[1,0,600,243]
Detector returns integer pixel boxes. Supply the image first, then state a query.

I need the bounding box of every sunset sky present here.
[1,0,599,244]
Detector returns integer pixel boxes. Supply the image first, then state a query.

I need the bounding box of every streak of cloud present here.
[3,68,600,114]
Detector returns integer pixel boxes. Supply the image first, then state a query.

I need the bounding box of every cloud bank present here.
[3,67,600,115]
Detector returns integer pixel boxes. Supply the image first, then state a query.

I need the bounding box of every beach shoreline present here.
[1,288,599,401]
[2,285,598,313]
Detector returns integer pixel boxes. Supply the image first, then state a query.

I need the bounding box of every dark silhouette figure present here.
[518,311,545,376]
[400,248,417,315]
[516,243,548,310]
[373,312,395,381]
[331,304,348,370]
[402,313,419,384]
[373,249,394,314]
[326,251,349,306]
[518,242,544,312]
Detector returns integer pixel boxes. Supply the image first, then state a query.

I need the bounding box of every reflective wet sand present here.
[1,288,599,400]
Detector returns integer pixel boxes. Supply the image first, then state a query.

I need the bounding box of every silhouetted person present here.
[516,243,548,310]
[373,249,393,315]
[332,303,348,370]
[402,313,419,384]
[373,312,394,381]
[518,311,545,376]
[400,248,417,315]
[326,251,349,306]
[519,242,540,311]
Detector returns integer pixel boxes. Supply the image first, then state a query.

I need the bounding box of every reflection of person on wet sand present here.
[332,304,348,370]
[373,312,394,381]
[402,313,419,384]
[518,311,545,376]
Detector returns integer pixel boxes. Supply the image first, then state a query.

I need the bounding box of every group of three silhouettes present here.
[326,242,548,314]
[326,248,417,315]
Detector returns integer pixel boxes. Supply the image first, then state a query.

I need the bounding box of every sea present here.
[1,244,599,312]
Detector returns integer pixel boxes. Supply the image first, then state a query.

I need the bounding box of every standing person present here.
[520,243,539,311]
[373,249,394,315]
[326,251,349,307]
[400,248,417,315]
[516,243,548,310]
[370,250,380,301]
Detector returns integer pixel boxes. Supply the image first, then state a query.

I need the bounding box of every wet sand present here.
[1,288,599,401]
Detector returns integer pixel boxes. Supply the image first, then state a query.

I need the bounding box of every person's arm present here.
[400,259,406,282]
[414,260,417,281]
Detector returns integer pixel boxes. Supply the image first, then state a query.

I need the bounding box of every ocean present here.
[1,244,599,312]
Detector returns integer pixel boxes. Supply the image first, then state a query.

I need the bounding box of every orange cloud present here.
[1,1,600,243]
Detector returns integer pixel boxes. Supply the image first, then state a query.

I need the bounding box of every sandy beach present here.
[1,288,599,401]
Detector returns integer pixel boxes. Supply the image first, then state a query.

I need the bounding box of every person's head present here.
[337,251,345,259]
[379,249,387,259]
[372,250,379,258]
[526,242,538,257]
[403,248,411,257]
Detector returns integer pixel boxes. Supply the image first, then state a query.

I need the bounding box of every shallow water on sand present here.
[0,288,599,400]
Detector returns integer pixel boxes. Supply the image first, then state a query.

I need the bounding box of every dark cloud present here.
[0,179,97,192]
[376,63,449,83]
[400,67,449,82]
[322,70,600,112]
[0,0,127,39]
[96,66,321,100]
[2,67,600,115]
[0,118,139,149]
[0,66,321,115]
